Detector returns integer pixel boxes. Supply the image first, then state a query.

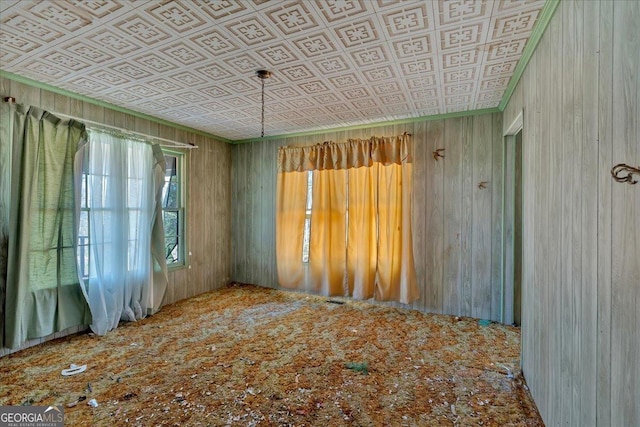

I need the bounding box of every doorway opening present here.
[503,113,523,326]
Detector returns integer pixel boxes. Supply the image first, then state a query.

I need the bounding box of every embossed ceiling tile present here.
[400,57,434,75]
[257,42,300,66]
[64,0,128,19]
[26,1,92,32]
[413,98,439,109]
[61,76,110,93]
[313,93,341,104]
[324,103,353,114]
[407,74,437,89]
[485,38,528,61]
[201,85,233,98]
[145,0,206,33]
[224,53,263,73]
[380,93,406,104]
[20,60,69,81]
[169,71,208,87]
[483,60,518,77]
[132,52,180,74]
[313,0,368,23]
[443,67,476,84]
[155,95,188,108]
[61,40,115,64]
[136,100,170,112]
[334,111,362,121]
[490,9,540,39]
[0,1,19,12]
[380,3,430,37]
[352,98,378,109]
[329,73,362,89]
[42,50,93,72]
[0,48,20,66]
[161,41,208,66]
[197,0,248,20]
[442,48,480,69]
[272,86,303,99]
[225,79,256,94]
[350,44,389,67]
[479,77,510,91]
[334,18,380,48]
[225,16,276,47]
[106,89,142,103]
[147,77,184,92]
[0,30,42,56]
[190,28,239,56]
[276,110,303,120]
[444,94,471,107]
[288,98,311,109]
[475,101,499,109]
[298,80,331,95]
[108,61,153,80]
[86,69,129,86]
[181,105,210,116]
[293,32,337,58]
[182,91,209,103]
[2,12,66,43]
[86,28,142,55]
[477,90,503,102]
[265,1,318,36]
[391,34,432,59]
[195,62,234,81]
[410,87,439,100]
[438,22,487,51]
[126,84,162,98]
[113,13,171,46]
[435,0,491,27]
[280,64,316,82]
[362,65,397,82]
[311,54,352,74]
[372,81,401,94]
[495,0,546,13]
[444,83,473,96]
[342,86,372,100]
[201,100,226,111]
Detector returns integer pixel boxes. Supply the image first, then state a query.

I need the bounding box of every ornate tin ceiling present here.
[0,0,545,141]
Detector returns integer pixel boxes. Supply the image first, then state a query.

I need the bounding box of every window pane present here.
[163,211,179,237]
[165,236,179,263]
[162,182,178,209]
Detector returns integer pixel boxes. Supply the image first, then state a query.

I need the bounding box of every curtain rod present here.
[3,96,197,150]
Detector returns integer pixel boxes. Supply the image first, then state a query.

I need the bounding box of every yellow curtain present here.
[347,165,377,299]
[276,134,419,304]
[309,169,347,295]
[275,170,308,289]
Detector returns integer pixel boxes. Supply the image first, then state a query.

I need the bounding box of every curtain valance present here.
[278,133,412,173]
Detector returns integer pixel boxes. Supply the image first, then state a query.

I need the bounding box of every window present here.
[162,151,185,267]
[302,171,313,263]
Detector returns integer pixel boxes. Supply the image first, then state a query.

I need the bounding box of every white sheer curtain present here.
[75,130,166,335]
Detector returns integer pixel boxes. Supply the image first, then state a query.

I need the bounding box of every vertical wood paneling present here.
[596,0,614,423]
[490,113,503,322]
[610,2,640,426]
[471,114,492,319]
[580,1,600,425]
[460,117,473,317]
[424,120,445,314]
[442,118,463,316]
[504,0,639,425]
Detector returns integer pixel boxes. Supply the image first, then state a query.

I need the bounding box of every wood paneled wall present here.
[503,0,639,425]
[0,78,233,356]
[232,113,504,320]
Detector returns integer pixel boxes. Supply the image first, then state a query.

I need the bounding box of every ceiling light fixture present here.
[256,69,272,138]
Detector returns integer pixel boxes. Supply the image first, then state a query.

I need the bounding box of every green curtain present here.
[4,105,91,349]
[0,103,12,348]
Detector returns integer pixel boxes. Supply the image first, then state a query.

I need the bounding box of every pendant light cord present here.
[261,76,265,138]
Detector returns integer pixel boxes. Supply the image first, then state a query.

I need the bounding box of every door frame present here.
[502,111,523,325]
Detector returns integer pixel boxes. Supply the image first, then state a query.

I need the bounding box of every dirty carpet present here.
[0,284,543,426]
